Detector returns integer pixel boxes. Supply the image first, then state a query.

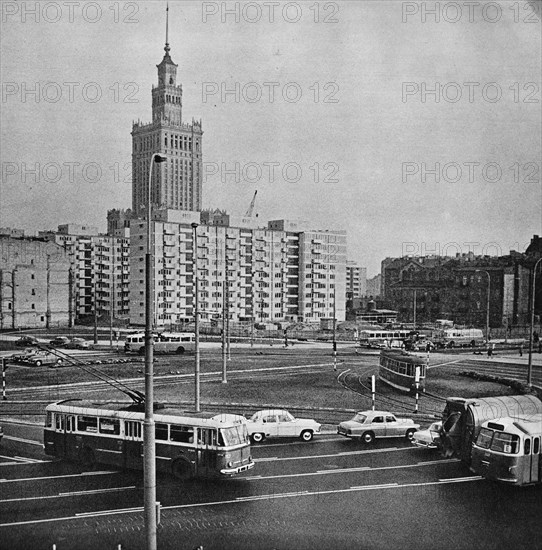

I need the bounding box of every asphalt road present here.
[0,421,541,550]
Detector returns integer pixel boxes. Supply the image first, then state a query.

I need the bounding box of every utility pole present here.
[222,235,227,383]
[332,291,337,371]
[68,266,74,328]
[46,255,51,329]
[110,240,115,348]
[527,258,542,386]
[12,269,16,329]
[192,222,201,412]
[413,288,417,329]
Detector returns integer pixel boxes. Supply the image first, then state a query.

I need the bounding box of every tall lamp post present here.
[527,257,542,386]
[192,222,201,412]
[144,152,166,550]
[475,270,491,343]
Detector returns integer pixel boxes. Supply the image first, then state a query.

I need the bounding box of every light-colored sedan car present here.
[247,409,321,443]
[66,337,91,349]
[23,351,63,367]
[338,410,420,444]
[411,421,442,449]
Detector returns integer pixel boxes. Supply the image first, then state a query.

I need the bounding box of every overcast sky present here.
[1,0,540,275]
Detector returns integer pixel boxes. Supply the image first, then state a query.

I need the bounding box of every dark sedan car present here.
[49,336,70,347]
[15,336,39,347]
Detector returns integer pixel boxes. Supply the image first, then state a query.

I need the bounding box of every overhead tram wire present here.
[34,344,145,404]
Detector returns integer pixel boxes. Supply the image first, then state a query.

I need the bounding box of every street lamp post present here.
[144,152,166,550]
[192,222,201,411]
[476,270,491,343]
[527,257,542,386]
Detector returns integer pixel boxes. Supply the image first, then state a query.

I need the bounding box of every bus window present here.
[198,428,218,446]
[99,418,120,435]
[170,425,194,443]
[524,438,531,455]
[46,411,53,428]
[78,416,98,433]
[66,415,76,432]
[476,428,493,449]
[491,433,519,454]
[155,423,169,441]
[534,437,540,454]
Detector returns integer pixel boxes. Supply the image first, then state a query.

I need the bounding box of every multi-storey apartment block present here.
[39,225,130,323]
[129,211,346,327]
[346,261,367,300]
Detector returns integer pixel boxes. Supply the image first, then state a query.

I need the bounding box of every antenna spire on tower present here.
[164,2,170,54]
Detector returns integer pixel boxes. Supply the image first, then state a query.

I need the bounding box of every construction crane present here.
[245,190,258,217]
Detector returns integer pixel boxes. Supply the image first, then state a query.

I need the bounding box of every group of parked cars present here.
[244,408,440,447]
[10,335,92,367]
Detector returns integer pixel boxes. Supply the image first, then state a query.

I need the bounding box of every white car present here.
[337,410,420,443]
[246,409,321,443]
[411,421,442,449]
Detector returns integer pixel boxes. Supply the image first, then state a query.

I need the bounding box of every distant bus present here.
[124,332,196,355]
[471,413,542,486]
[434,328,485,348]
[44,399,255,479]
[359,330,411,349]
[378,349,427,393]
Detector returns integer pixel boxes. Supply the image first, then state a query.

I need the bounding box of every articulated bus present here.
[124,332,196,355]
[378,349,427,393]
[44,399,255,479]
[359,330,412,349]
[471,413,542,486]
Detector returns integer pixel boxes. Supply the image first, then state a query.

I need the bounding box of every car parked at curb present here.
[15,335,39,347]
[246,409,321,443]
[337,410,420,443]
[11,348,42,363]
[49,336,70,347]
[66,337,91,349]
[411,421,442,449]
[21,351,63,367]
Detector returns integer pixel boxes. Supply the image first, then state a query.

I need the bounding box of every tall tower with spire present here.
[131,4,203,217]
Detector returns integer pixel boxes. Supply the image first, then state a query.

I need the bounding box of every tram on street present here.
[378,349,428,393]
[44,399,254,479]
[470,413,542,486]
[124,331,196,355]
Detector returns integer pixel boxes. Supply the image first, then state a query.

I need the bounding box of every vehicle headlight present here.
[227,461,233,468]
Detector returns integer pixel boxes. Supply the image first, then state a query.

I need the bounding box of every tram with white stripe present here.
[378,349,428,393]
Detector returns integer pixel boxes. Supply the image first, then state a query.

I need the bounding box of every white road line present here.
[350,483,398,490]
[0,470,118,483]
[3,435,43,446]
[0,476,484,528]
[0,486,137,504]
[255,446,410,462]
[247,458,459,481]
[427,359,462,369]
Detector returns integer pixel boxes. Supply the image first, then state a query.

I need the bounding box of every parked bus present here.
[470,413,541,486]
[439,394,542,464]
[433,328,485,348]
[124,332,196,355]
[359,330,411,349]
[378,349,428,394]
[44,399,255,479]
